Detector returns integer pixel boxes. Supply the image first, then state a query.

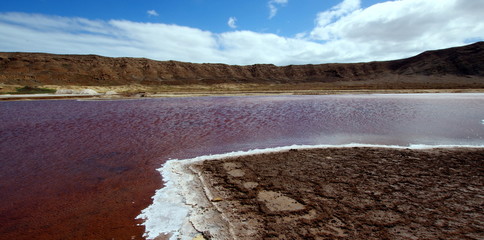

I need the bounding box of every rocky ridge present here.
[0,42,483,88]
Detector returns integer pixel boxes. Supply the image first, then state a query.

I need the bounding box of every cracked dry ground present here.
[190,147,484,240]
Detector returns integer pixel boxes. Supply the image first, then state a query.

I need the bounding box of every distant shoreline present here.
[2,85,484,101]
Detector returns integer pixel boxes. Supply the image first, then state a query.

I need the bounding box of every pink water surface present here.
[0,94,483,239]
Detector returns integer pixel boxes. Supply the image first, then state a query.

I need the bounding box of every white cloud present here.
[0,0,483,65]
[308,0,484,62]
[0,12,223,63]
[227,17,237,29]
[311,0,360,39]
[147,10,159,17]
[268,0,288,19]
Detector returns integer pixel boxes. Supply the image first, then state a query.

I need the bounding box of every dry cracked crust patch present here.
[189,147,484,240]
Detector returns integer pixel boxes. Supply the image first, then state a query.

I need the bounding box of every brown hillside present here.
[0,42,483,88]
[389,41,484,76]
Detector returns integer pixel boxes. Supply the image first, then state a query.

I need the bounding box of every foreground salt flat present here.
[138,144,484,240]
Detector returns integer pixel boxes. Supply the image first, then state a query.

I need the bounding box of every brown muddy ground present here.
[190,147,484,240]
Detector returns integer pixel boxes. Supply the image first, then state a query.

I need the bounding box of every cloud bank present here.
[0,0,483,65]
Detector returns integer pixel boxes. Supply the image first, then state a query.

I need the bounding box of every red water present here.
[1,94,483,239]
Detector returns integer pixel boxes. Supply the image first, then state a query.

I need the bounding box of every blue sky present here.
[1,0,345,36]
[1,0,483,65]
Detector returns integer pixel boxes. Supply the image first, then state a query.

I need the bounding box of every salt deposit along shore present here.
[138,144,484,240]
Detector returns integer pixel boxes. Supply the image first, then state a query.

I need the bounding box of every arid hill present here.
[0,42,483,89]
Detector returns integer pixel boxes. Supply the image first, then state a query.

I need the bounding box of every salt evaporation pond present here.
[0,93,483,239]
